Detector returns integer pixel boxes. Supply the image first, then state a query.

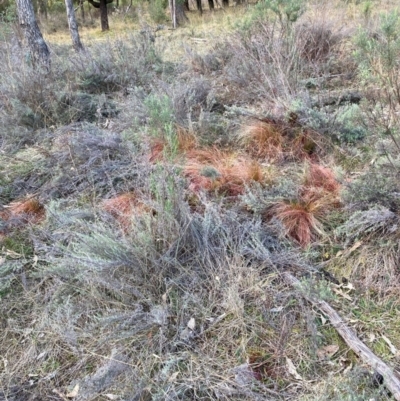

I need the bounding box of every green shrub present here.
[148,0,168,23]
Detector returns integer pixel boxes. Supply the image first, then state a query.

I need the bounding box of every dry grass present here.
[1,197,45,226]
[184,148,264,195]
[267,197,327,247]
[3,1,400,400]
[264,163,341,247]
[239,119,285,161]
[101,192,150,231]
[239,119,320,162]
[149,125,198,162]
[303,163,340,194]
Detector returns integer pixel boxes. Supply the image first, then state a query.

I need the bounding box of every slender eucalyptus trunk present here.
[64,0,84,52]
[175,1,188,26]
[88,0,111,31]
[37,0,48,19]
[80,0,85,21]
[16,0,50,69]
[99,0,109,31]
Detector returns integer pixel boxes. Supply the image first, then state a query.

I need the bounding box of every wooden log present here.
[283,271,400,400]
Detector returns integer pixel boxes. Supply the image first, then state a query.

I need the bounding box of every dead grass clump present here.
[239,120,285,161]
[303,163,340,194]
[149,138,166,162]
[2,197,45,225]
[149,125,197,162]
[101,192,149,231]
[184,148,264,195]
[239,119,320,162]
[267,198,326,247]
[265,164,341,246]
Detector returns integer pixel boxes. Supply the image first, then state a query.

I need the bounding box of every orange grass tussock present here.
[184,148,264,195]
[304,163,340,194]
[100,193,150,231]
[101,193,138,218]
[239,120,285,161]
[149,126,197,162]
[269,198,326,247]
[267,164,341,247]
[239,119,320,162]
[2,198,45,225]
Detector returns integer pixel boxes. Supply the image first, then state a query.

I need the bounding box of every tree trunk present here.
[88,0,113,30]
[80,0,85,21]
[169,0,176,28]
[175,1,188,25]
[37,0,48,19]
[100,0,109,31]
[65,0,84,52]
[196,0,202,14]
[208,0,214,10]
[16,0,50,69]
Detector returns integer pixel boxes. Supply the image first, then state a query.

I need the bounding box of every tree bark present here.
[88,0,113,31]
[37,0,48,19]
[169,0,176,28]
[195,0,202,14]
[99,0,109,31]
[175,1,188,25]
[283,272,400,400]
[65,0,84,51]
[80,0,85,21]
[16,0,50,69]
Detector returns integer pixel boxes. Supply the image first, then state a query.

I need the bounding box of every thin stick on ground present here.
[282,272,400,400]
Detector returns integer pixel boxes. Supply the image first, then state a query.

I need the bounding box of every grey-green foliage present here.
[75,35,162,94]
[144,94,174,133]
[342,160,400,212]
[264,0,306,24]
[148,0,168,23]
[354,11,400,147]
[240,0,306,31]
[36,174,287,301]
[297,102,366,144]
[144,94,180,158]
[0,260,21,296]
[334,104,367,143]
[338,206,399,243]
[0,33,162,152]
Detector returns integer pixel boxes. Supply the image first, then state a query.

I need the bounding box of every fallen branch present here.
[283,271,400,400]
[190,38,207,42]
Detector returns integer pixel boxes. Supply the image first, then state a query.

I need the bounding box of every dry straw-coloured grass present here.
[3,1,400,399]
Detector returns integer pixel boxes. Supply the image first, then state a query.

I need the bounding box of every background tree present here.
[16,0,50,68]
[88,0,114,31]
[65,0,84,51]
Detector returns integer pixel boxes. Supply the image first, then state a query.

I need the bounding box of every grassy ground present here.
[1,1,400,400]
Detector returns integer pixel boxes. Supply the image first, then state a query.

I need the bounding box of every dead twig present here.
[282,271,400,400]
